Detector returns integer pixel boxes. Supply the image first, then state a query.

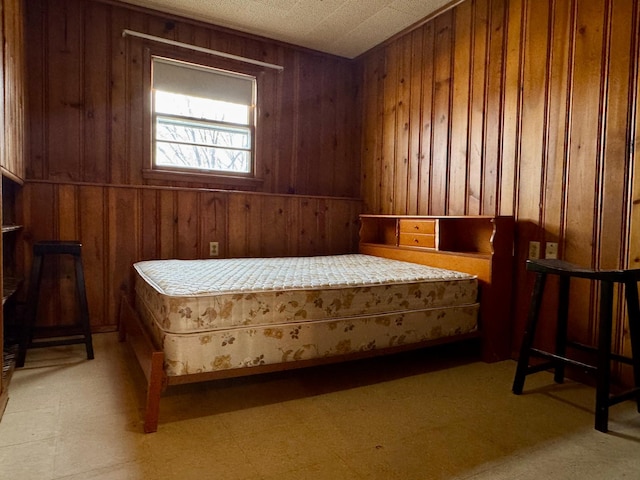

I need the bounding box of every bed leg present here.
[118,293,167,433]
[144,351,165,433]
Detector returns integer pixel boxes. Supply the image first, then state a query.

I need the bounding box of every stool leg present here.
[595,280,614,433]
[624,280,640,413]
[17,253,44,367]
[554,276,570,384]
[513,272,547,394]
[74,254,94,360]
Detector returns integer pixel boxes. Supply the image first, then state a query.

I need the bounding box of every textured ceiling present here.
[118,0,460,58]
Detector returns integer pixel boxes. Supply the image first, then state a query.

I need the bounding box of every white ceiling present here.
[118,0,460,58]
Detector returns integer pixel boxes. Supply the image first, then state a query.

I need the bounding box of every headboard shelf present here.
[359,214,515,362]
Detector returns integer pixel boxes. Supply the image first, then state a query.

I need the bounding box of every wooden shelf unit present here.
[359,215,515,361]
[1,175,23,418]
[2,176,22,304]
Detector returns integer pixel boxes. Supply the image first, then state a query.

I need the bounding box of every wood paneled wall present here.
[22,182,361,331]
[22,0,363,330]
[1,0,25,179]
[25,0,360,196]
[358,0,640,358]
[1,0,26,408]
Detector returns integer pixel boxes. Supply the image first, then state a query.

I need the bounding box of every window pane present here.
[156,117,250,149]
[155,143,250,173]
[155,91,249,124]
[150,57,256,178]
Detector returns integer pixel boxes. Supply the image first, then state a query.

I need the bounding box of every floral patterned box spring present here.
[133,254,479,376]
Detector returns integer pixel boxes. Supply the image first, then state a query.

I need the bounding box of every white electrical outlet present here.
[545,242,558,259]
[209,241,219,257]
[528,241,540,260]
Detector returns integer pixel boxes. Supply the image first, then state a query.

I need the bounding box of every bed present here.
[119,215,514,432]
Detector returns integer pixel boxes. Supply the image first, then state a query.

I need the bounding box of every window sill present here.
[142,168,264,189]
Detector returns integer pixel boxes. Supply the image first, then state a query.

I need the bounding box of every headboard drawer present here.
[398,219,436,235]
[399,233,436,248]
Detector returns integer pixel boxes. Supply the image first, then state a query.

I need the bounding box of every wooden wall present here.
[358,0,640,359]
[22,0,363,331]
[1,0,25,180]
[25,0,360,196]
[21,182,361,331]
[1,0,25,410]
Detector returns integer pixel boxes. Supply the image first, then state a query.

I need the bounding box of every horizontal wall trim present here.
[24,179,363,202]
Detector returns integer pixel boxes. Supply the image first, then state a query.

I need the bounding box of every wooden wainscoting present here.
[20,181,362,331]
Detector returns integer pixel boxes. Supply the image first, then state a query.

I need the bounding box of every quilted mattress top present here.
[133,254,475,296]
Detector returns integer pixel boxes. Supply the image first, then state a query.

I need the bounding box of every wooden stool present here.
[16,241,94,367]
[512,259,640,432]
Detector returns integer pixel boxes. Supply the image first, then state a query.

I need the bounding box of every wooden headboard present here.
[359,215,515,362]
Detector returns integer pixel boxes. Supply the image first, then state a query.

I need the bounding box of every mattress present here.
[134,254,479,376]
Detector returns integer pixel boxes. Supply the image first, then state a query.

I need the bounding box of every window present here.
[151,56,257,178]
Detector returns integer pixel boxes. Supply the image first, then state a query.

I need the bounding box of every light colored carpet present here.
[1,333,639,479]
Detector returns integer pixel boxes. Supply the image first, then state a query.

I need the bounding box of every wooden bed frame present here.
[119,215,514,433]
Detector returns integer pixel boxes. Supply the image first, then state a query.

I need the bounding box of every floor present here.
[0,333,639,480]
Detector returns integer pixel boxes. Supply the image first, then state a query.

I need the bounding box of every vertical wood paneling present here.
[108,6,130,185]
[176,190,199,259]
[57,184,79,325]
[272,51,300,193]
[359,54,378,213]
[140,189,159,259]
[297,198,317,255]
[83,2,109,183]
[79,186,106,325]
[468,0,490,215]
[418,23,435,215]
[2,0,25,179]
[106,187,139,325]
[24,0,44,180]
[0,0,4,181]
[158,190,176,258]
[227,194,250,257]
[516,0,547,227]
[336,60,360,199]
[407,29,424,215]
[627,0,640,364]
[257,56,277,193]
[565,0,606,342]
[499,0,524,216]
[393,36,412,214]
[13,1,351,335]
[600,0,636,354]
[296,56,322,193]
[359,0,640,358]
[381,43,399,214]
[259,195,289,257]
[21,184,56,324]
[125,10,147,187]
[247,195,263,258]
[319,56,338,197]
[449,2,472,215]
[482,0,507,215]
[25,0,360,197]
[543,0,572,246]
[47,0,82,181]
[431,11,454,215]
